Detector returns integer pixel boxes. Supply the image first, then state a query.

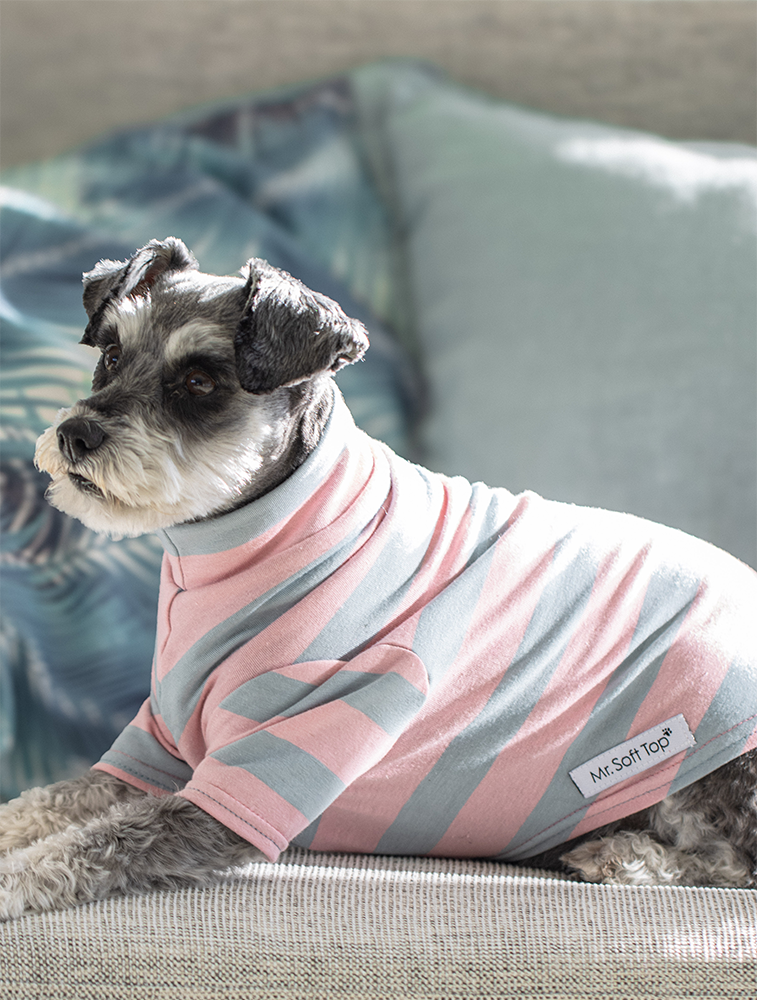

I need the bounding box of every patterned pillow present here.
[0,75,419,796]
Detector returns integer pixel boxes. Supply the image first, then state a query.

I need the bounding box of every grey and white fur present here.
[2,238,755,919]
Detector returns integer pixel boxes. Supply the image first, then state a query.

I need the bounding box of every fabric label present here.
[569,714,696,798]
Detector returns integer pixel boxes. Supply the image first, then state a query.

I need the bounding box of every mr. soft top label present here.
[569,714,696,798]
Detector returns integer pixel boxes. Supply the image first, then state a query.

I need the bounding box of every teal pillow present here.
[355,64,757,568]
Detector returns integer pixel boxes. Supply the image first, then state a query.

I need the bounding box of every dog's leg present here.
[0,793,263,919]
[561,752,757,888]
[561,828,752,887]
[0,771,141,854]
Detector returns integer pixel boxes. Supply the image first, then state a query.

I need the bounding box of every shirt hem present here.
[180,781,290,862]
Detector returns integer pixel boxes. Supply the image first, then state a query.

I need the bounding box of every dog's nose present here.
[57,417,107,463]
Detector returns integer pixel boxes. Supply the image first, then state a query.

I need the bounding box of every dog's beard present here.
[34,406,275,537]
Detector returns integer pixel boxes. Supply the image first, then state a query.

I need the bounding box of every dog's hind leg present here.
[561,827,752,887]
[0,771,142,854]
[561,751,757,888]
[0,792,262,919]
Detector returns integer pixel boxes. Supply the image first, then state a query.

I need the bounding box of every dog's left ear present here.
[234,260,369,393]
[81,238,199,346]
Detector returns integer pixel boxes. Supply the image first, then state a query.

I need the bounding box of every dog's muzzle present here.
[56,417,107,496]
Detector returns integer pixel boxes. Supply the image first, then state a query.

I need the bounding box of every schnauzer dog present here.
[2,238,756,919]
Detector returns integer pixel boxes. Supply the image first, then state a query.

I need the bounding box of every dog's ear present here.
[234,260,369,393]
[81,238,199,346]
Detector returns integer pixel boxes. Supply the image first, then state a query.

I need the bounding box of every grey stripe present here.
[375,528,599,855]
[462,483,514,571]
[669,654,757,794]
[219,673,317,723]
[211,730,345,821]
[410,486,510,688]
[102,724,193,791]
[337,670,427,735]
[498,561,701,860]
[220,667,426,735]
[297,474,512,668]
[157,521,365,743]
[157,387,349,557]
[295,462,441,663]
[291,815,322,849]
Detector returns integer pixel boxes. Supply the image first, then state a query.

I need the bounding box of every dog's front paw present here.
[0,773,129,855]
[0,786,67,854]
[0,885,29,920]
[0,799,36,855]
[0,850,42,920]
[0,834,105,920]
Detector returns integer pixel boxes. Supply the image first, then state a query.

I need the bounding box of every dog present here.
[1,238,756,919]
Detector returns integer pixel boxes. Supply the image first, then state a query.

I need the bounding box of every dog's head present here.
[34,238,369,537]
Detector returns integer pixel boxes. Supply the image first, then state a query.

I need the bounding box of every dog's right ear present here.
[81,238,198,346]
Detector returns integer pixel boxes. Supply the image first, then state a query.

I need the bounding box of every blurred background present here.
[1,1,756,797]
[2,0,756,166]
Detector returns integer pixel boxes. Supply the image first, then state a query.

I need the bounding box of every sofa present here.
[1,3,756,997]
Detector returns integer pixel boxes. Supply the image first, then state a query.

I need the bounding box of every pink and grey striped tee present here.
[95,390,757,862]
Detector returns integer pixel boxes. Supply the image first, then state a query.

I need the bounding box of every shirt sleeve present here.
[93,695,194,794]
[178,643,429,860]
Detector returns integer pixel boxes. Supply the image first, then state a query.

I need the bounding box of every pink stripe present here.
[630,568,757,739]
[154,557,177,662]
[194,515,393,680]
[174,528,390,740]
[171,444,376,589]
[351,479,516,649]
[156,446,389,681]
[310,787,397,854]
[184,758,307,859]
[310,529,559,850]
[384,479,475,620]
[91,761,172,798]
[261,702,398,786]
[434,540,655,855]
[573,554,757,837]
[171,446,353,584]
[196,706,277,754]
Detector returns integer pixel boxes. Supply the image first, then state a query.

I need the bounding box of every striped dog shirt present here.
[95,389,757,862]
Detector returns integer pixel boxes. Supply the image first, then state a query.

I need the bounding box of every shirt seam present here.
[187,785,285,856]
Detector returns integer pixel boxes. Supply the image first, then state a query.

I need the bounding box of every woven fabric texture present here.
[1,849,755,999]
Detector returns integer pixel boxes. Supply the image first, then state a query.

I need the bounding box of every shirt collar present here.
[157,387,355,558]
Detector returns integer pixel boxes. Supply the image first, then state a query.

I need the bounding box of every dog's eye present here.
[185,370,216,396]
[103,345,121,371]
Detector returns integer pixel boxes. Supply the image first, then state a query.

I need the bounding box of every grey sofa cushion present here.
[1,849,755,999]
